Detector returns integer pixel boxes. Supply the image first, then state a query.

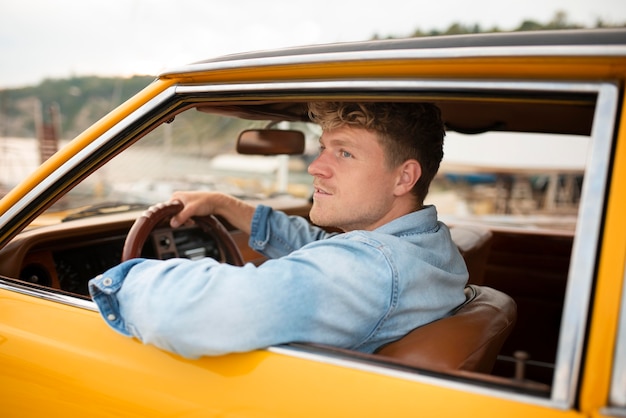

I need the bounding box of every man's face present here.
[307,126,406,232]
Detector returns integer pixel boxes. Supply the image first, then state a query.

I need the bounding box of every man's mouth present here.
[313,184,332,196]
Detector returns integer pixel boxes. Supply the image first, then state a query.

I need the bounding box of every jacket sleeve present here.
[88,235,395,359]
[249,205,337,258]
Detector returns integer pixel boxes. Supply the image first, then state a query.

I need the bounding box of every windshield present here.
[41,109,319,220]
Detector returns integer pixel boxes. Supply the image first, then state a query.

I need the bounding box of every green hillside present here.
[0,75,155,139]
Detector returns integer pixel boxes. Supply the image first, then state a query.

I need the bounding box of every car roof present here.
[161,28,626,137]
[194,28,626,64]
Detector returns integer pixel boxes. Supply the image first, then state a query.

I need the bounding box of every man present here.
[89,102,468,359]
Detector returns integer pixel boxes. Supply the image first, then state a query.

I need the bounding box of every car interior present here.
[0,83,601,398]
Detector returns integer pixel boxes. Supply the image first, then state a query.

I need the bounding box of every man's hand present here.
[169,191,256,235]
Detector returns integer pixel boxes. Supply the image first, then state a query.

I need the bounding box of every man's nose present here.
[308,153,330,178]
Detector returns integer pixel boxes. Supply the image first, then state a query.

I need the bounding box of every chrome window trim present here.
[609,253,626,407]
[175,78,606,96]
[0,86,177,231]
[0,277,97,311]
[551,82,617,407]
[161,45,626,78]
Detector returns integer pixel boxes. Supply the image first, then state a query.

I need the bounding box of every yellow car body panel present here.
[161,55,626,84]
[0,288,584,417]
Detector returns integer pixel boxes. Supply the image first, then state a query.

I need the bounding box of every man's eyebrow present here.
[319,137,357,148]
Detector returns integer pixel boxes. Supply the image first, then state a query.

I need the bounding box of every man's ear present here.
[394,160,421,196]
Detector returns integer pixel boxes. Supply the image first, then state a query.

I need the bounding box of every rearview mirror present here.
[237,129,305,155]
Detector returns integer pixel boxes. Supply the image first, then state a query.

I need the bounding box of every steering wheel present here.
[122,200,244,266]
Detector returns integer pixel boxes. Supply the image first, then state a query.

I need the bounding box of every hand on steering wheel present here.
[122,200,244,266]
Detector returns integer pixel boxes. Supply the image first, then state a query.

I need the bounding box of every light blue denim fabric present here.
[89,205,468,359]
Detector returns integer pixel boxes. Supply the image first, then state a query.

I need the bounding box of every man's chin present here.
[309,213,324,227]
[310,215,342,232]
[309,209,330,228]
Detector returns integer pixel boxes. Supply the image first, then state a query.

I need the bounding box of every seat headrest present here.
[376,285,516,373]
[450,225,493,253]
[450,225,493,285]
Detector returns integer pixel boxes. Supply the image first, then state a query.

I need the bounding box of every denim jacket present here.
[89,205,468,359]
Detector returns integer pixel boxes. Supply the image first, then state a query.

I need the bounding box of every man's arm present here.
[89,238,395,358]
[169,191,337,258]
[250,205,337,258]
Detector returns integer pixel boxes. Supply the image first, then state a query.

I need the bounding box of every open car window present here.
[37,108,588,231]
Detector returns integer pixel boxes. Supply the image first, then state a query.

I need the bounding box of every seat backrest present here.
[449,224,493,285]
[376,285,516,373]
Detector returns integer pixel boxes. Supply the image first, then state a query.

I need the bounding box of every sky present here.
[1,0,625,89]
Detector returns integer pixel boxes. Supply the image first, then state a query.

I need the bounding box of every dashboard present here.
[47,225,221,295]
[0,211,254,297]
[0,199,309,297]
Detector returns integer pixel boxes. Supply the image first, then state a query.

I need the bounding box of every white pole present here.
[276,154,289,194]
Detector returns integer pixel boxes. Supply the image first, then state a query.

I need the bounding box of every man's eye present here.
[340,150,352,158]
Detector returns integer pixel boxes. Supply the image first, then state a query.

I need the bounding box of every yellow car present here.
[1,28,625,417]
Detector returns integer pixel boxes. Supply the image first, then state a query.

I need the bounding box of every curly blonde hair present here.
[308,102,445,204]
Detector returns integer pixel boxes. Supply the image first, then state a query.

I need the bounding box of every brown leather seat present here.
[449,225,493,285]
[376,285,516,373]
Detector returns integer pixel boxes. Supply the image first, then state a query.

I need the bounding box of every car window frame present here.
[0,78,619,410]
[549,81,618,407]
[176,78,617,408]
